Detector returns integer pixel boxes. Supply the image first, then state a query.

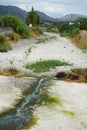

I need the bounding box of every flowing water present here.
[0,77,46,130]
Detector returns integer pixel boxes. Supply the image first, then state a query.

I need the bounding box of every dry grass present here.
[69,34,87,50]
[5,33,21,46]
[81,30,87,34]
[1,68,26,77]
[5,36,14,45]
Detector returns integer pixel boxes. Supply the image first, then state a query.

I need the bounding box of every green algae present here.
[62,110,76,116]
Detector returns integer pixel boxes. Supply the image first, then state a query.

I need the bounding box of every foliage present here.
[0,35,10,52]
[57,22,70,32]
[26,7,40,26]
[0,15,30,38]
[0,35,5,44]
[25,60,71,72]
[80,19,87,30]
[61,28,79,37]
[0,16,2,26]
[56,22,80,37]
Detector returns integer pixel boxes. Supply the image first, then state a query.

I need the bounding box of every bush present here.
[61,27,79,37]
[80,19,87,30]
[0,35,5,44]
[0,35,11,52]
[71,28,79,37]
[1,15,30,38]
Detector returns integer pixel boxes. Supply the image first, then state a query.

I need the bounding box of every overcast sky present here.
[0,0,87,18]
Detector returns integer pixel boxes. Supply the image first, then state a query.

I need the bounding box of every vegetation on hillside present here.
[56,22,80,37]
[0,15,30,38]
[55,19,87,49]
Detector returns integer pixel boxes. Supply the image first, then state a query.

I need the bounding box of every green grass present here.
[39,92,62,106]
[0,43,11,52]
[25,60,71,72]
[62,110,76,116]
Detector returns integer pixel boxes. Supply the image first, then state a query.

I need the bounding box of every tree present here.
[80,19,87,30]
[26,7,40,26]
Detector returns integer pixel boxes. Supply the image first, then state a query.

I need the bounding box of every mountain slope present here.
[0,5,87,22]
[36,11,57,22]
[60,14,87,21]
[0,5,27,21]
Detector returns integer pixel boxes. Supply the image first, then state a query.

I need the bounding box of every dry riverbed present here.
[0,32,87,129]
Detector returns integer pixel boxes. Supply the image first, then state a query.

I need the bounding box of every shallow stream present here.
[0,77,47,130]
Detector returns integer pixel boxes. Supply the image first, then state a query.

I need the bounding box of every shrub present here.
[71,28,79,37]
[1,15,30,38]
[61,28,79,37]
[0,35,11,52]
[0,35,5,44]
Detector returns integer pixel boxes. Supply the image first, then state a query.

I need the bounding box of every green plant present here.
[25,60,71,72]
[62,110,76,116]
[61,28,79,37]
[26,7,40,26]
[0,35,10,52]
[0,35,5,44]
[1,15,30,38]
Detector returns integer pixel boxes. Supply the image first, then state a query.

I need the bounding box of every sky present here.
[0,0,87,18]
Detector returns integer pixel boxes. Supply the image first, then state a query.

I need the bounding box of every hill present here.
[0,5,56,22]
[36,11,57,22]
[0,5,87,22]
[0,5,27,21]
[60,14,87,22]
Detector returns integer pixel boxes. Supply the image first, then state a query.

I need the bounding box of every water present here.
[0,77,46,130]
